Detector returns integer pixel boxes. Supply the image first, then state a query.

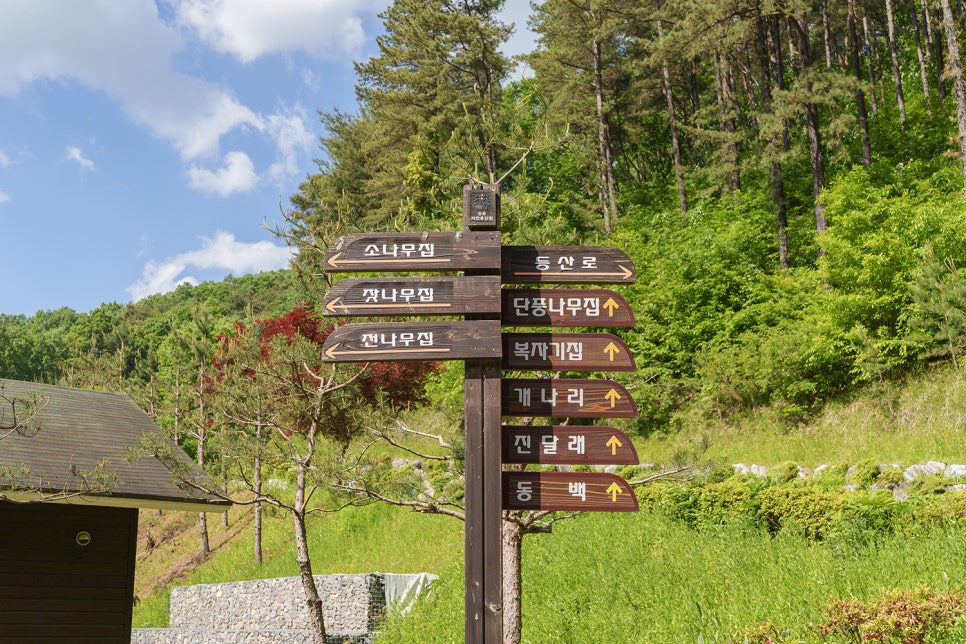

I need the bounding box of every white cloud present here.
[174,0,386,63]
[0,1,263,160]
[264,108,315,185]
[127,230,294,301]
[65,145,95,170]
[0,192,10,204]
[187,150,258,195]
[0,150,10,167]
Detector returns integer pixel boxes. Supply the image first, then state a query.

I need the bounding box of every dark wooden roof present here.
[0,379,229,512]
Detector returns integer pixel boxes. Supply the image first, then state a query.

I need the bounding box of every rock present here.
[904,461,947,481]
[945,464,966,478]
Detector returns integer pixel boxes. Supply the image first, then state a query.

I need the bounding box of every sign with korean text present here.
[501,288,635,327]
[501,378,637,418]
[502,246,636,284]
[324,232,500,272]
[502,471,639,512]
[464,185,499,230]
[501,332,636,371]
[501,425,639,465]
[321,321,501,362]
[323,276,501,317]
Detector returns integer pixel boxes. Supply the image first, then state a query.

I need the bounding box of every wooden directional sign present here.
[502,332,636,371]
[502,426,639,465]
[323,276,501,317]
[502,471,639,512]
[501,288,635,327]
[502,378,638,418]
[502,246,636,284]
[321,321,501,362]
[324,232,500,272]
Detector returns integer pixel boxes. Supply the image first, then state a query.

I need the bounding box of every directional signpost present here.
[501,288,635,327]
[501,426,639,465]
[322,321,501,362]
[503,471,639,512]
[324,276,501,316]
[324,231,499,272]
[319,184,640,644]
[501,378,638,418]
[501,332,636,371]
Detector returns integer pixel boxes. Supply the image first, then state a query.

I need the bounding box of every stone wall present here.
[133,572,435,644]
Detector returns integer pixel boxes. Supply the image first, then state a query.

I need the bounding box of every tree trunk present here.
[759,15,790,267]
[822,0,836,71]
[911,0,932,113]
[714,50,740,195]
[657,14,687,216]
[792,15,828,246]
[197,368,210,559]
[502,520,524,644]
[848,0,872,165]
[935,7,948,102]
[254,423,263,565]
[294,460,327,643]
[592,35,617,236]
[940,0,966,188]
[863,14,880,115]
[886,0,908,123]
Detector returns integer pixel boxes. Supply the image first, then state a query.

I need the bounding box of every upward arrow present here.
[604,388,622,408]
[603,342,621,361]
[605,435,623,455]
[603,298,620,316]
[606,482,623,502]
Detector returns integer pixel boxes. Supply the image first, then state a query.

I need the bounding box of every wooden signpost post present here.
[319,184,639,644]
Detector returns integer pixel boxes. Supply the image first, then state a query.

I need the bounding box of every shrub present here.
[757,485,845,539]
[816,585,966,643]
[848,459,882,488]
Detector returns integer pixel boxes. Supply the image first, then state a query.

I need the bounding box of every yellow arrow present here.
[604,388,622,408]
[606,435,623,455]
[603,342,620,361]
[603,298,620,316]
[324,343,450,360]
[606,482,623,502]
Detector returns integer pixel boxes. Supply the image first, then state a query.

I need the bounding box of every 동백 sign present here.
[502,471,639,512]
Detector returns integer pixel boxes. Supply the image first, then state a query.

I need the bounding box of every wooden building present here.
[0,379,229,644]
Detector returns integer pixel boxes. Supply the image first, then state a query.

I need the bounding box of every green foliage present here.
[817,585,966,644]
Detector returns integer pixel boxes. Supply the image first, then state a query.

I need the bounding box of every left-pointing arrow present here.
[322,276,501,317]
[321,321,502,362]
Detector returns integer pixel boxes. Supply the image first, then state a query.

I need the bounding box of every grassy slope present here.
[134,362,966,639]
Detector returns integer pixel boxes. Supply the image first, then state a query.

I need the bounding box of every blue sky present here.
[0,0,534,317]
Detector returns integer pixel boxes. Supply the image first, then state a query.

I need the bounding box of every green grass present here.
[636,363,966,467]
[132,501,463,627]
[377,510,966,643]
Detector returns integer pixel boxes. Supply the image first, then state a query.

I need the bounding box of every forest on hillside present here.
[3,0,966,440]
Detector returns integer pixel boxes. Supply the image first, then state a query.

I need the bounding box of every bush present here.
[758,485,846,540]
[817,585,966,643]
